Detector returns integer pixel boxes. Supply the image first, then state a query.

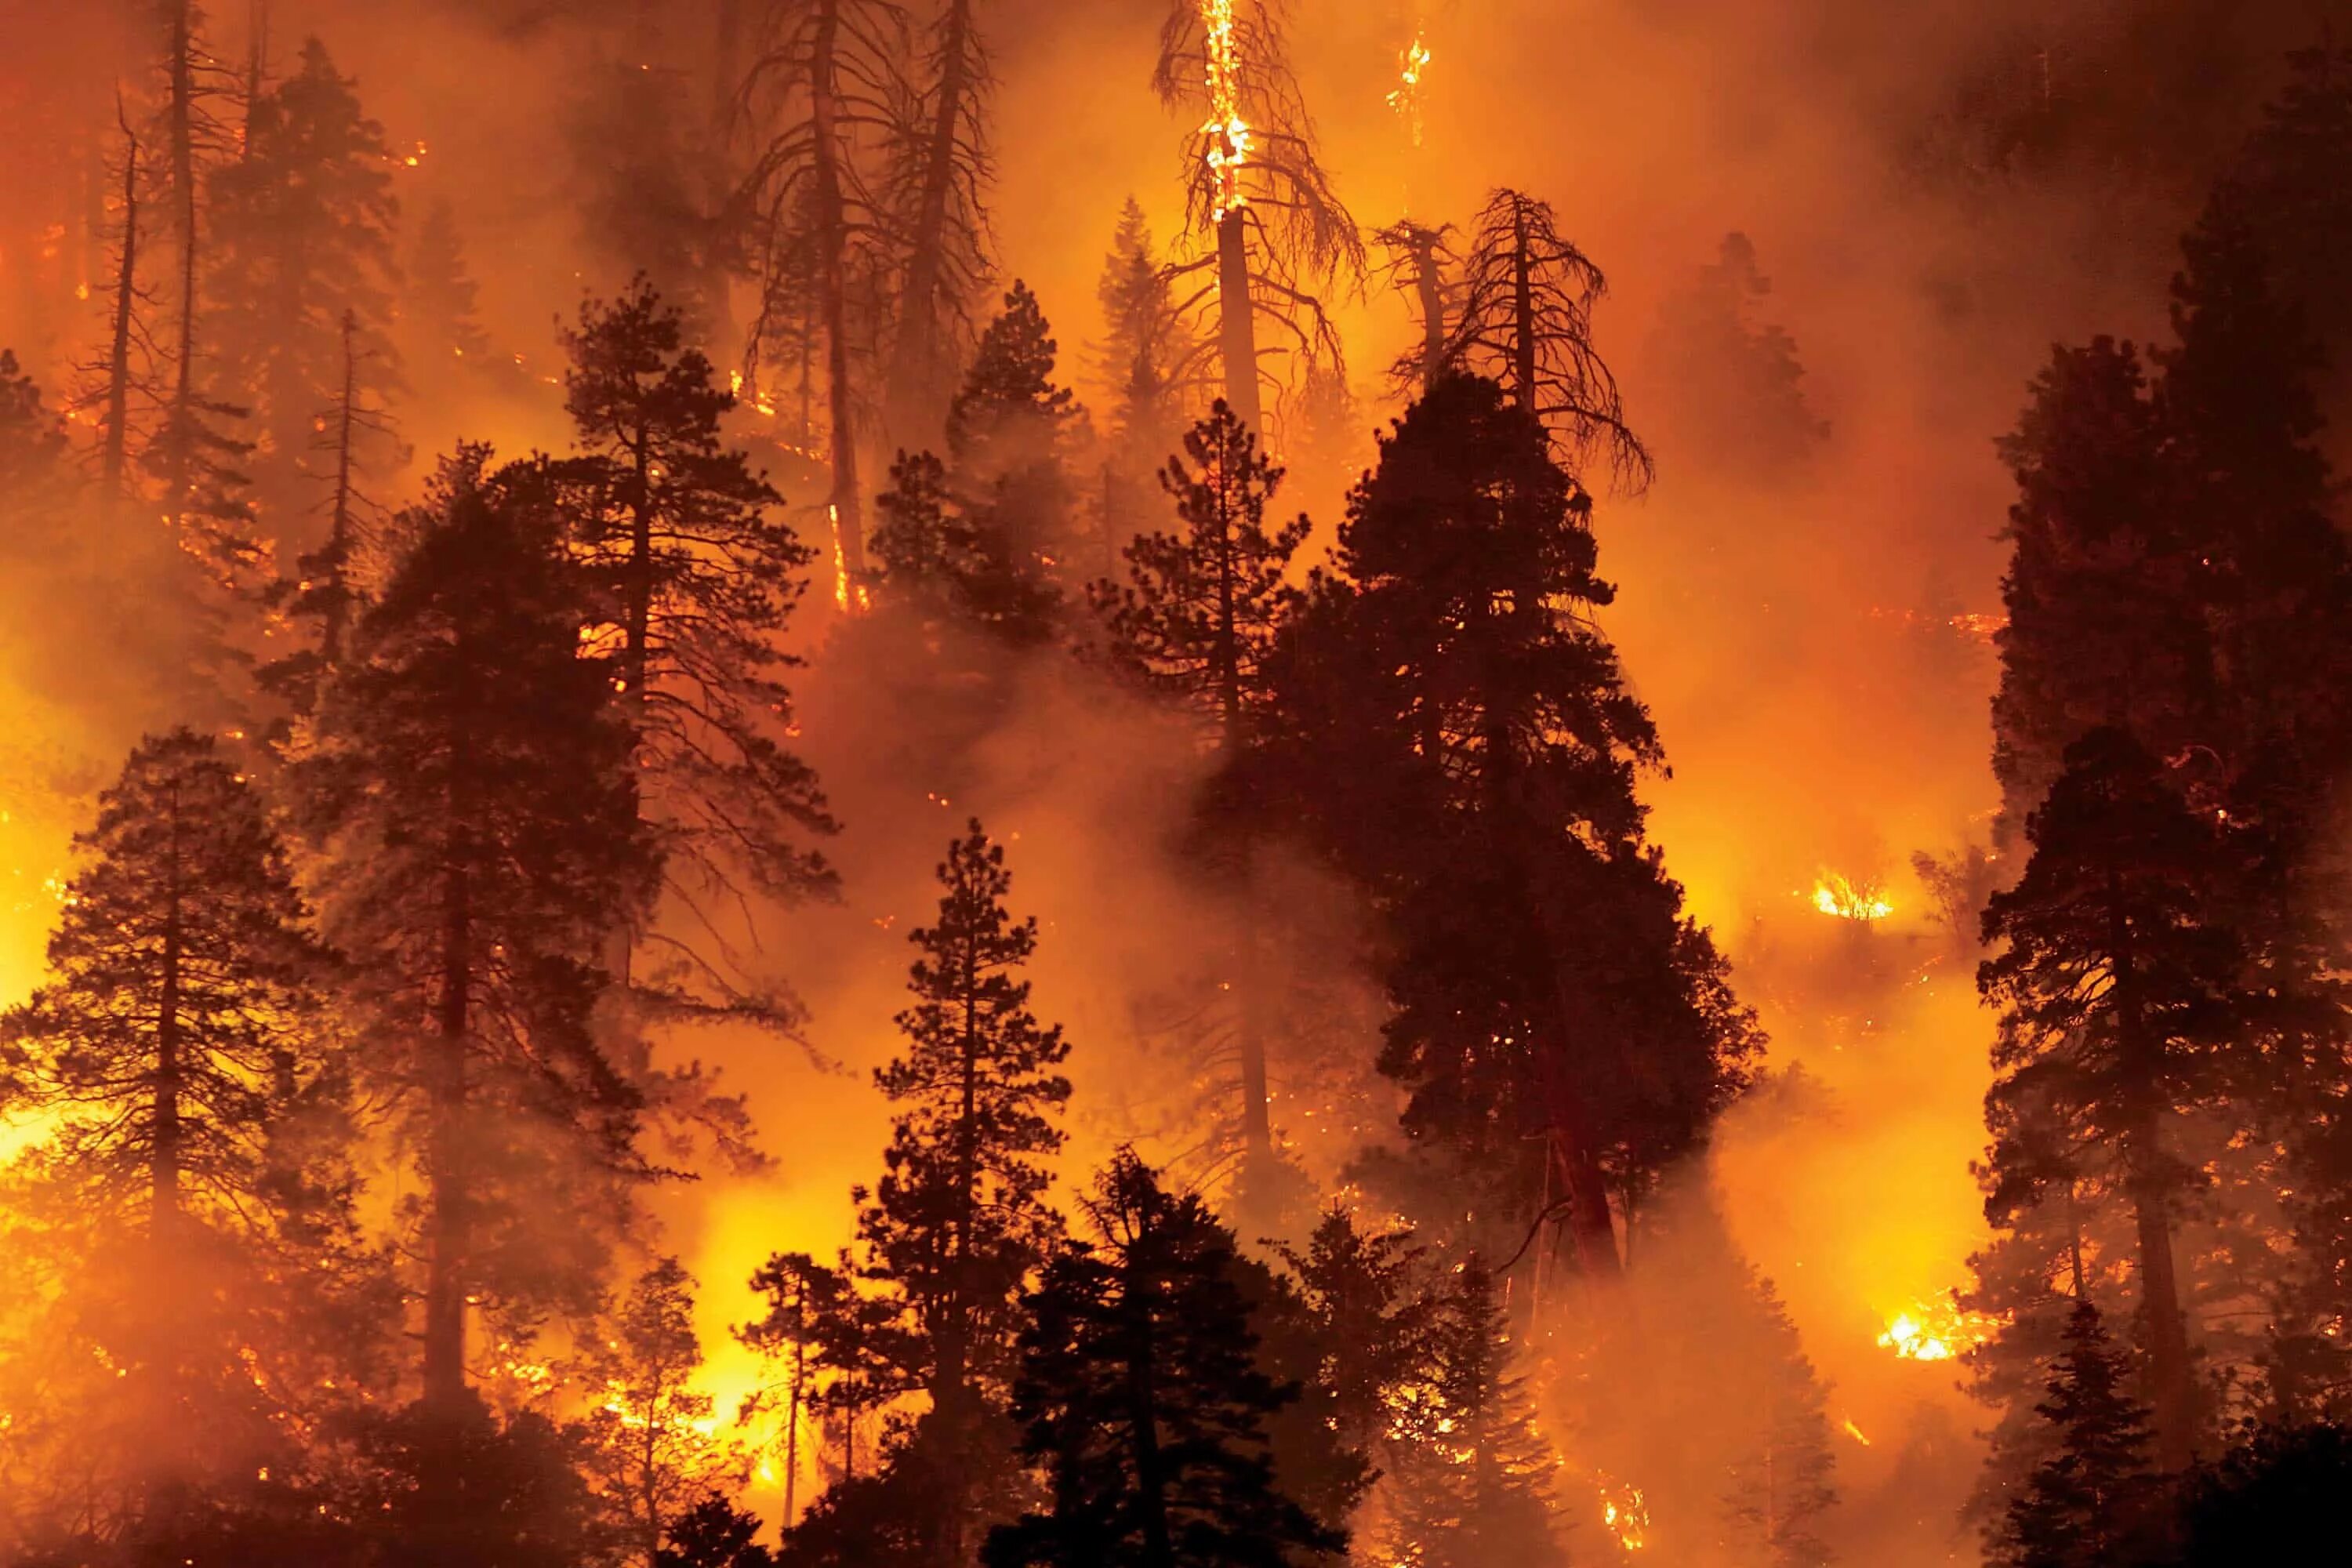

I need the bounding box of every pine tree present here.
[1720,1275,1839,1568]
[0,348,70,530]
[1440,189,1649,489]
[737,0,908,591]
[882,0,993,442]
[1643,231,1827,479]
[852,819,1073,1565]
[1256,374,1757,1276]
[0,728,349,1524]
[1979,727,2241,1471]
[207,34,399,525]
[558,278,836,923]
[1152,0,1363,438]
[662,1493,776,1568]
[1092,199,1194,477]
[1374,219,1457,396]
[1378,1259,1565,1568]
[404,198,490,366]
[874,283,1085,644]
[1992,1298,2163,1568]
[983,1149,1347,1568]
[1091,400,1306,750]
[300,447,659,1421]
[1271,1207,1430,1465]
[585,1258,745,1568]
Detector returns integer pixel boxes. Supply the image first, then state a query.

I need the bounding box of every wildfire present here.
[1387,29,1432,147]
[1200,0,1251,222]
[1598,1474,1650,1552]
[829,504,867,615]
[1878,1300,1995,1363]
[1809,872,1893,924]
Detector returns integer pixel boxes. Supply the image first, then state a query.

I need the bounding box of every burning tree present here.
[1439,188,1650,492]
[583,1258,746,1568]
[735,0,909,597]
[881,0,995,443]
[1152,0,1364,439]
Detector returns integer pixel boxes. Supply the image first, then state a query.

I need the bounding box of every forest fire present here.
[3,4,2351,1568]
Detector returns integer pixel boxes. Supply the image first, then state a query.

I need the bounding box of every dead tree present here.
[1152,0,1363,441]
[1374,218,1455,397]
[735,0,907,601]
[882,0,994,444]
[1442,187,1650,490]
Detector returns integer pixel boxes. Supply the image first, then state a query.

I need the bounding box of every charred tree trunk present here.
[2109,871,2194,1470]
[1509,201,1537,413]
[1216,208,1262,436]
[100,109,141,517]
[321,310,358,668]
[1123,1281,1175,1568]
[422,848,474,1415]
[886,0,978,441]
[809,0,866,588]
[151,778,187,1242]
[165,0,201,528]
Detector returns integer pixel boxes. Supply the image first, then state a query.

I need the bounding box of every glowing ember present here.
[1878,1301,1994,1362]
[1200,0,1252,221]
[1843,1419,1872,1446]
[1809,872,1893,923]
[1599,1475,1650,1551]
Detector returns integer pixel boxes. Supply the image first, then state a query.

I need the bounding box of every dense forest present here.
[3,2,2352,1566]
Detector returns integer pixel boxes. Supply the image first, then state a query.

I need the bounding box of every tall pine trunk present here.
[1509,202,1537,413]
[165,0,200,528]
[1216,208,1261,434]
[151,779,187,1240]
[886,0,976,439]
[2110,874,2193,1469]
[1123,1280,1175,1568]
[100,111,141,517]
[322,310,358,666]
[423,850,473,1414]
[809,0,866,587]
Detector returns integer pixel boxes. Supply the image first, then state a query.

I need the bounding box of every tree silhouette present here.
[882,0,994,441]
[1991,1298,2162,1568]
[984,1149,1347,1568]
[1440,189,1648,490]
[583,1258,745,1568]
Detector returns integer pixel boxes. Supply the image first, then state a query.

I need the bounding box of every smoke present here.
[2,0,2339,1559]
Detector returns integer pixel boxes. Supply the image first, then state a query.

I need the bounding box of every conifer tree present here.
[558,278,836,927]
[1257,374,1756,1276]
[852,819,1073,1565]
[1978,726,2241,1471]
[1091,401,1307,750]
[1991,1298,2162,1568]
[147,0,259,577]
[736,0,908,591]
[983,1149,1347,1568]
[300,447,659,1421]
[1720,1275,1839,1568]
[207,34,399,524]
[1152,0,1362,438]
[0,728,350,1526]
[873,282,1084,644]
[883,0,994,441]
[404,198,490,366]
[1374,219,1456,396]
[585,1258,744,1568]
[0,349,70,530]
[1441,189,1649,489]
[1643,231,1827,479]
[1272,1207,1429,1465]
[1092,199,1194,477]
[663,1493,777,1568]
[1377,1259,1564,1568]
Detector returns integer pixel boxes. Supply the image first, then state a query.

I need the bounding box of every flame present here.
[829,504,867,615]
[1599,1474,1650,1552]
[1387,29,1432,147]
[1843,1419,1872,1446]
[1200,0,1251,222]
[1809,872,1893,923]
[1877,1300,1994,1362]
